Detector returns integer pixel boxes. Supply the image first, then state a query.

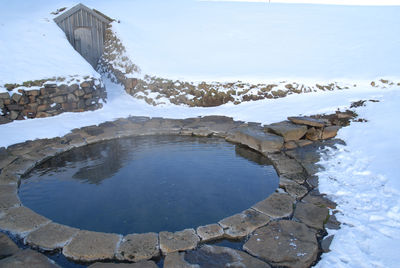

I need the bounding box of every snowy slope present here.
[87,0,400,82]
[0,0,97,86]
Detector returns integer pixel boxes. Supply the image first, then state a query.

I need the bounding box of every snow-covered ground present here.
[1,0,400,267]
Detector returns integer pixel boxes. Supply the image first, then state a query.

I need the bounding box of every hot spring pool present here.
[19,135,278,235]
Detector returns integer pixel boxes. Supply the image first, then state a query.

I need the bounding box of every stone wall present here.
[0,77,106,125]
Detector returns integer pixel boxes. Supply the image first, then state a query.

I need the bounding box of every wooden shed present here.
[54,4,113,68]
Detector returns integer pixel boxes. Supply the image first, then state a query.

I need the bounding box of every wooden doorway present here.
[74,27,95,66]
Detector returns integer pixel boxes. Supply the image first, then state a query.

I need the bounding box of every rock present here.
[164,245,271,268]
[0,185,21,210]
[279,177,308,199]
[268,153,304,176]
[9,111,19,120]
[243,220,318,268]
[0,233,19,259]
[0,92,10,99]
[325,214,341,230]
[0,249,59,268]
[288,116,325,128]
[88,262,158,268]
[252,193,295,219]
[0,206,50,235]
[280,173,307,184]
[196,224,224,242]
[25,222,79,251]
[218,209,270,239]
[294,202,329,230]
[159,229,200,255]
[305,127,322,141]
[51,96,66,104]
[302,191,337,209]
[228,128,283,154]
[266,121,307,141]
[67,93,78,102]
[284,141,298,149]
[296,139,313,147]
[0,172,19,185]
[63,230,121,262]
[11,94,22,103]
[322,126,341,139]
[80,81,90,88]
[74,89,85,97]
[321,235,334,253]
[116,233,159,262]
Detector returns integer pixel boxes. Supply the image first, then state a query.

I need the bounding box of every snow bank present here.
[317,88,400,268]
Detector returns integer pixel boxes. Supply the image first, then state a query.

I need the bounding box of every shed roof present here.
[54,3,113,24]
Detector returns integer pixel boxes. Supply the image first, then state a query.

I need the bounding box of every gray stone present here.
[192,128,213,137]
[325,214,341,230]
[0,92,10,99]
[288,116,325,128]
[218,209,270,239]
[280,173,307,184]
[302,191,337,209]
[279,177,308,199]
[0,185,20,211]
[67,93,78,102]
[88,261,158,268]
[266,121,307,141]
[0,249,59,268]
[159,229,200,255]
[267,153,304,176]
[11,94,22,103]
[9,111,19,121]
[51,96,66,104]
[321,235,334,253]
[252,193,295,219]
[284,141,298,149]
[63,230,121,262]
[25,222,79,250]
[228,128,283,154]
[294,202,329,230]
[322,126,341,139]
[164,245,271,268]
[296,139,313,147]
[243,220,318,268]
[0,172,19,186]
[196,224,224,242]
[116,233,159,262]
[0,233,19,258]
[0,206,50,235]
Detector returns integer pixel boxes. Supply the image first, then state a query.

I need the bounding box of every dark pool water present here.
[20,135,278,235]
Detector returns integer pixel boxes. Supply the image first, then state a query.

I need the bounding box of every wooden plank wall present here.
[56,9,108,67]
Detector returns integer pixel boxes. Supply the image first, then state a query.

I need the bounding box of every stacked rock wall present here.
[0,78,106,125]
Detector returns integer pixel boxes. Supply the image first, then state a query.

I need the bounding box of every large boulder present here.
[243,220,318,268]
[116,233,159,262]
[288,116,325,128]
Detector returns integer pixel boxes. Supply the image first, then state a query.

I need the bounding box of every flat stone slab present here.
[243,220,318,268]
[302,191,337,209]
[196,223,224,242]
[0,185,20,211]
[218,209,270,239]
[159,229,200,254]
[279,177,308,199]
[0,233,19,258]
[164,245,271,268]
[0,172,19,186]
[228,128,283,154]
[0,249,59,268]
[0,206,50,235]
[266,121,307,141]
[268,153,304,176]
[63,230,121,262]
[288,116,325,128]
[294,202,329,230]
[116,233,159,262]
[252,193,295,219]
[25,222,79,250]
[88,261,158,268]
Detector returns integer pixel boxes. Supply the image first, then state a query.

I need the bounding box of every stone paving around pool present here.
[0,111,353,267]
